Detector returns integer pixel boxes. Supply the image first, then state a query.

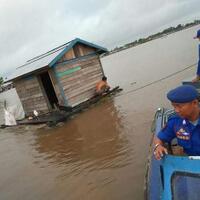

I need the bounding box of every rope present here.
[116,62,197,98]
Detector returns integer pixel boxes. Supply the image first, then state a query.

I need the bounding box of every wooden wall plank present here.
[14,76,49,115]
[56,55,103,106]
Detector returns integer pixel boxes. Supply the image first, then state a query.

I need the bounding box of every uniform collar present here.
[182,116,200,126]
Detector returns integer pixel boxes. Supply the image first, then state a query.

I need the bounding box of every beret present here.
[167,85,198,103]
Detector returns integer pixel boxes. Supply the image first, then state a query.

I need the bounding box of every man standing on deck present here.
[153,85,200,160]
[95,76,110,95]
[192,29,200,82]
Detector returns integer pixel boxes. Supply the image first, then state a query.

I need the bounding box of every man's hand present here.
[154,145,168,160]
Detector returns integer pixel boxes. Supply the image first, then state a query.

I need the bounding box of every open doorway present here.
[39,72,58,109]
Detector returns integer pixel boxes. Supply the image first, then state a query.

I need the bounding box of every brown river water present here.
[0,25,199,200]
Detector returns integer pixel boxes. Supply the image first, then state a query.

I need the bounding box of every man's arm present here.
[105,82,110,89]
[153,136,168,160]
[153,117,177,160]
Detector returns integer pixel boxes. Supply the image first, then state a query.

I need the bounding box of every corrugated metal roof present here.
[5,41,71,82]
[5,38,108,82]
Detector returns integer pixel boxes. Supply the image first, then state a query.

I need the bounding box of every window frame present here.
[171,171,200,200]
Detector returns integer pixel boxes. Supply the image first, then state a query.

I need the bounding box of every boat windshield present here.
[172,172,200,200]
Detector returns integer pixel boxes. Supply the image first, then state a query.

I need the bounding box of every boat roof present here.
[5,38,107,82]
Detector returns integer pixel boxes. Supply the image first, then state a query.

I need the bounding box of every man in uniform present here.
[95,76,110,95]
[154,85,200,160]
[192,29,200,82]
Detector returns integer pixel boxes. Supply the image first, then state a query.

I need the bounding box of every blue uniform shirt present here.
[197,44,200,75]
[157,115,200,155]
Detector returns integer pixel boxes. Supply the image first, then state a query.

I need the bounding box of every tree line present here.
[106,19,200,55]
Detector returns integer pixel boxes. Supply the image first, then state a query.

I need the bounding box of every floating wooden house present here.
[5,38,108,115]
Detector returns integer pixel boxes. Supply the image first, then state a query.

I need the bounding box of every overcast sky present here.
[0,0,200,78]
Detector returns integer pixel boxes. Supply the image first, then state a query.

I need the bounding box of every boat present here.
[145,82,200,200]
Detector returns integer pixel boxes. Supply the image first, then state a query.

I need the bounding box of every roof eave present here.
[4,65,49,83]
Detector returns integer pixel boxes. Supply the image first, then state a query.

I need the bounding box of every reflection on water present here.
[0,26,199,200]
[35,100,132,172]
[0,99,137,200]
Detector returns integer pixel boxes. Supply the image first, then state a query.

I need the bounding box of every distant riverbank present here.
[102,19,200,57]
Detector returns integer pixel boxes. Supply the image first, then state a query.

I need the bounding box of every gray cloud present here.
[0,0,200,77]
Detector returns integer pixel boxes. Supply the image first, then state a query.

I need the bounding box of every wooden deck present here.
[17,86,122,126]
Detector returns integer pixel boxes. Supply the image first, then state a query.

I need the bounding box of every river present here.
[0,25,199,200]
